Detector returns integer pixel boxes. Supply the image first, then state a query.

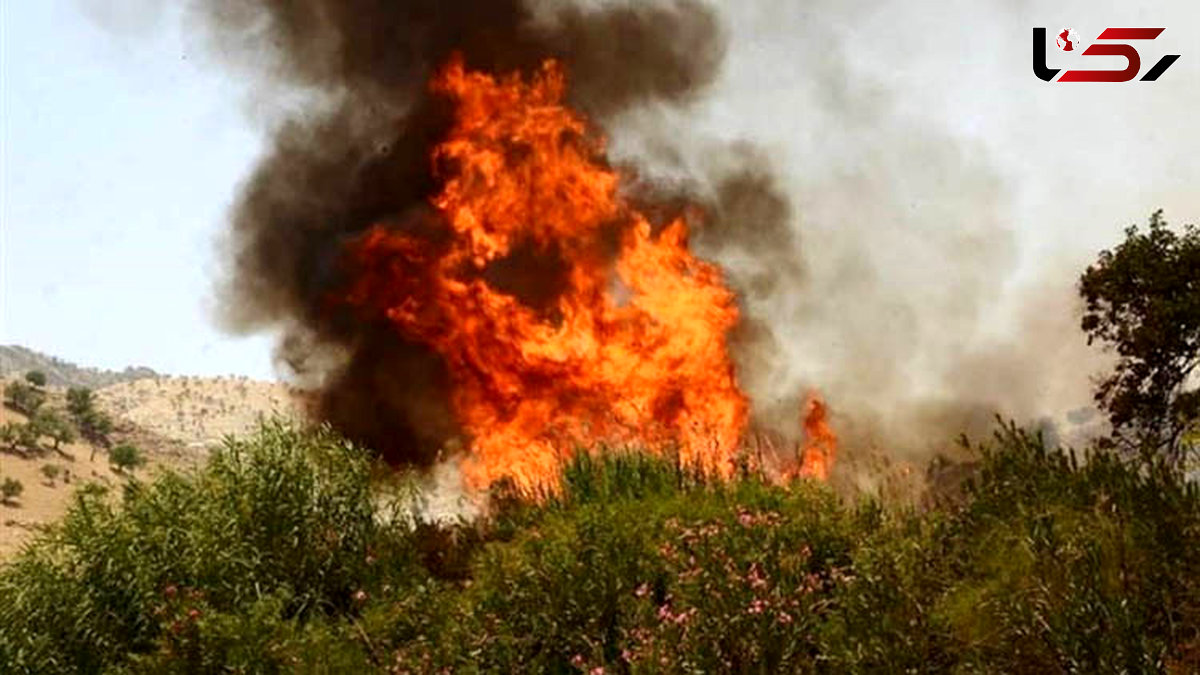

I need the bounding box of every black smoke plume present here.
[193,0,792,466]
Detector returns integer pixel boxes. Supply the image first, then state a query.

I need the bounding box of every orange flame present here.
[798,395,838,481]
[343,58,749,489]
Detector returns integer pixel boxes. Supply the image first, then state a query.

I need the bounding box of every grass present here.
[0,420,1197,673]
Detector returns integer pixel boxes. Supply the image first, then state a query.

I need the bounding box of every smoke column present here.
[190,0,801,468]
[190,0,1105,480]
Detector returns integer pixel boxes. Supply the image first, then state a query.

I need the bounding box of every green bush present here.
[0,422,423,673]
[0,421,1196,673]
[3,381,46,417]
[41,464,61,484]
[109,444,146,473]
[0,478,23,505]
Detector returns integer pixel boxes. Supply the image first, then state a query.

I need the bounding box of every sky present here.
[1,0,1198,383]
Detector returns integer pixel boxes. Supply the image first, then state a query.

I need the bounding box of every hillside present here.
[0,354,305,558]
[96,375,305,452]
[0,345,158,389]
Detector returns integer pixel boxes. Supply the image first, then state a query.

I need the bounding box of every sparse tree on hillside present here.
[79,410,115,457]
[0,423,16,451]
[1,477,23,505]
[1,422,42,455]
[24,371,47,388]
[66,387,95,421]
[33,410,75,451]
[4,381,46,416]
[1080,210,1200,461]
[109,444,145,474]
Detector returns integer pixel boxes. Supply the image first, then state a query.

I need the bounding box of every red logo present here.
[1034,27,1180,82]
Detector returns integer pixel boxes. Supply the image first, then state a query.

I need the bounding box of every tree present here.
[33,410,75,451]
[0,424,17,452]
[1,422,42,455]
[3,381,46,416]
[66,387,96,421]
[109,444,145,473]
[24,371,47,388]
[1,477,23,505]
[80,409,115,455]
[1080,210,1200,461]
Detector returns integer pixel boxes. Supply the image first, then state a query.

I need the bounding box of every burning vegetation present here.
[342,59,750,489]
[199,0,831,489]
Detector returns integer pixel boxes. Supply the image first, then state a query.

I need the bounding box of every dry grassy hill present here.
[0,345,158,389]
[96,375,305,453]
[1,365,306,558]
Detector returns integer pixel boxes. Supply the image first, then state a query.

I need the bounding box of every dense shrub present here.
[0,422,1196,673]
[0,422,425,673]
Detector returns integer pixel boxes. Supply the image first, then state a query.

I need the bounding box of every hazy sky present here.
[1,0,1197,382]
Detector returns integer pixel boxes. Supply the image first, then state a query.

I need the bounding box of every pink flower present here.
[590,668,605,675]
[777,612,793,625]
[746,562,769,589]
[571,654,585,667]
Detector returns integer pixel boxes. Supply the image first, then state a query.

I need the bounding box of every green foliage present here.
[3,380,46,416]
[109,444,146,473]
[0,422,414,673]
[1,422,1197,673]
[67,386,114,450]
[0,422,42,455]
[33,410,75,450]
[0,424,19,452]
[65,384,96,420]
[79,409,114,447]
[24,371,47,388]
[1080,210,1200,460]
[41,464,61,484]
[0,477,23,504]
[66,387,95,421]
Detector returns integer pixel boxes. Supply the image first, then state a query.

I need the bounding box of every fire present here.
[343,58,750,489]
[798,395,838,481]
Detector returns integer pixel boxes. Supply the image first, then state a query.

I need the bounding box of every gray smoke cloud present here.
[599,1,1108,479]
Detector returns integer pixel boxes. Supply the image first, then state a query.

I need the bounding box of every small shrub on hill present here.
[0,478,23,505]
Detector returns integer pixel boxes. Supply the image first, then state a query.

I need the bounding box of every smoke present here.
[189,0,761,466]
[672,1,1104,466]
[191,0,1102,475]
[591,0,1105,470]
